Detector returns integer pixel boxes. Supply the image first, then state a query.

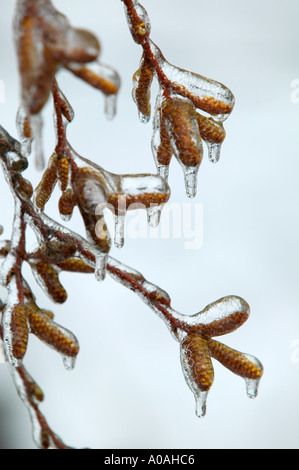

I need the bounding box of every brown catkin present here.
[196,113,226,144]
[66,64,119,95]
[34,153,58,211]
[165,98,203,167]
[34,260,67,304]
[181,334,214,392]
[27,305,79,357]
[133,55,154,120]
[56,156,69,191]
[58,189,76,218]
[57,258,94,273]
[10,304,29,361]
[208,339,263,380]
[156,104,172,166]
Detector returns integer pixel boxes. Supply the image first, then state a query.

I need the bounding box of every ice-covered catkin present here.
[3,303,29,364]
[132,55,155,122]
[208,339,263,380]
[58,189,76,221]
[65,62,120,96]
[26,305,79,358]
[33,260,67,304]
[165,97,203,168]
[155,104,172,167]
[181,334,214,392]
[56,258,94,274]
[33,153,58,211]
[56,156,69,192]
[196,114,226,145]
[123,0,151,45]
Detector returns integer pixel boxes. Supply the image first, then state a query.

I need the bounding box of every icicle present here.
[95,252,107,281]
[147,204,162,228]
[195,391,208,418]
[30,113,45,170]
[62,355,76,371]
[245,378,261,399]
[183,166,198,198]
[104,94,117,120]
[243,353,263,398]
[156,164,169,182]
[113,214,126,248]
[207,142,222,163]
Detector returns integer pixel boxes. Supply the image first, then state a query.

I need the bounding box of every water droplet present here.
[114,214,126,248]
[207,142,222,163]
[195,391,208,418]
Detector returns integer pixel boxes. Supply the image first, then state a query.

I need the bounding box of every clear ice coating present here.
[147,40,235,122]
[113,214,126,248]
[183,167,198,199]
[95,252,107,281]
[207,142,222,163]
[243,353,264,398]
[195,391,208,418]
[62,354,76,371]
[66,61,121,119]
[147,204,162,227]
[123,0,151,44]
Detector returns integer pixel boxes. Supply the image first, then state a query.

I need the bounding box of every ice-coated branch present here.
[122,0,235,197]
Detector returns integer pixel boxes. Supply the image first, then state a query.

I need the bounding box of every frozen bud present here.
[41,240,77,263]
[58,189,76,221]
[123,0,151,44]
[0,125,28,172]
[15,175,33,200]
